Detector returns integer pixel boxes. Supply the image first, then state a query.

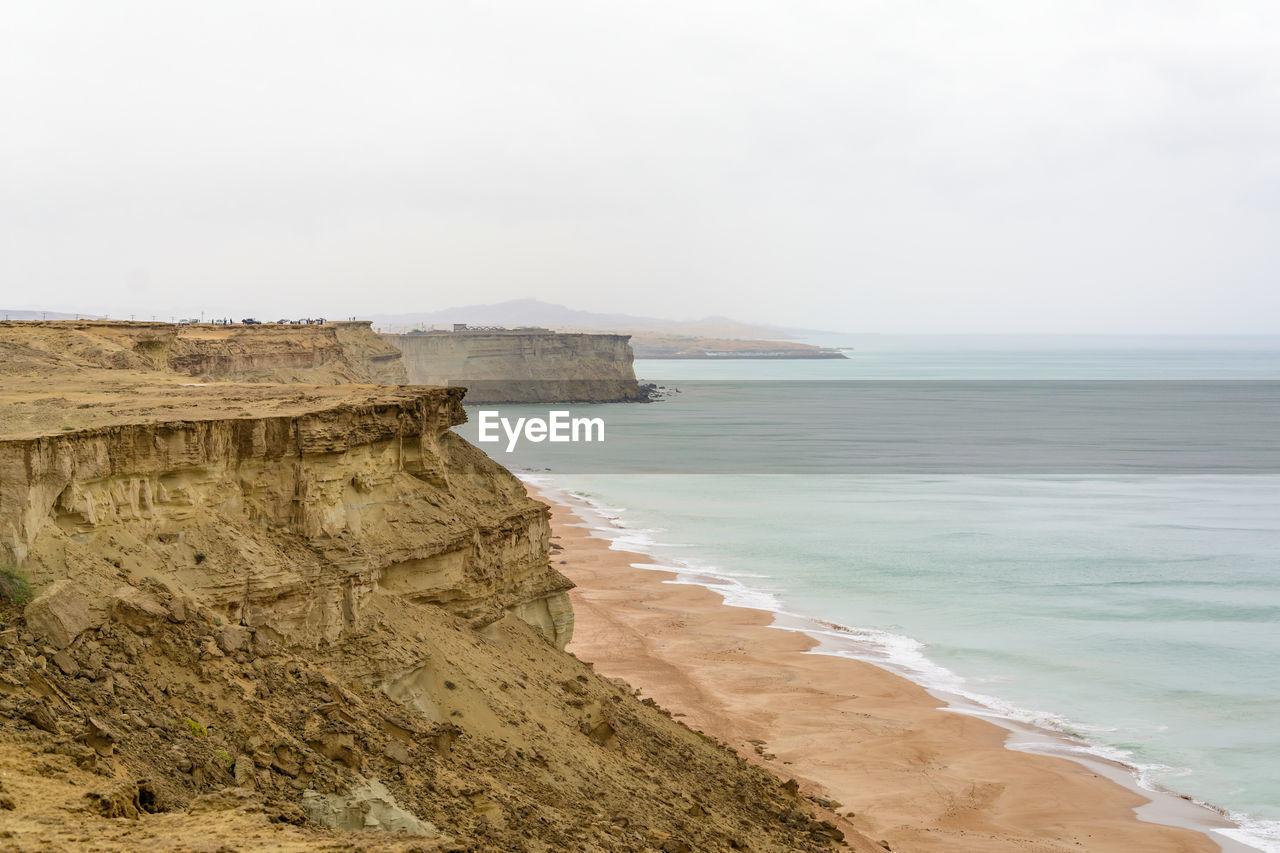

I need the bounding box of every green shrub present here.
[184,718,207,737]
[0,567,32,605]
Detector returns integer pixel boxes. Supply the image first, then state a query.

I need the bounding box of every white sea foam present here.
[1218,817,1280,853]
[633,564,786,612]
[521,472,1276,852]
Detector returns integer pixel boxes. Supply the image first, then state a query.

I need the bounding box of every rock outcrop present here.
[0,320,407,384]
[383,331,645,403]
[0,388,571,650]
[22,579,95,650]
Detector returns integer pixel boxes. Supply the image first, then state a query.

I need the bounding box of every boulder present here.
[233,754,256,788]
[301,779,440,837]
[51,650,79,677]
[23,580,95,650]
[109,586,169,634]
[215,625,248,654]
[82,716,123,756]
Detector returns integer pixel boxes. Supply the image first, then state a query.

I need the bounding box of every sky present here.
[2,1,1279,333]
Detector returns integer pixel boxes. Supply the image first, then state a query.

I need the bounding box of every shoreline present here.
[530,481,1255,853]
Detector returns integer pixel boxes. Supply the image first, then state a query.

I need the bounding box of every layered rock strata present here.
[383,331,644,403]
[0,389,571,649]
[0,320,407,384]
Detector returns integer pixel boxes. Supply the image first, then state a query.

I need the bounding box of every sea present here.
[452,335,1280,851]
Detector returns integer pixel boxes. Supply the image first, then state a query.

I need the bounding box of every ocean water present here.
[454,336,1280,851]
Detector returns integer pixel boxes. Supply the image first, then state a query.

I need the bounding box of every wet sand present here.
[536,488,1242,853]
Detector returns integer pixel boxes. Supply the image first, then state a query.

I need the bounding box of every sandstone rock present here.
[20,700,58,734]
[512,591,575,650]
[384,331,643,404]
[23,580,95,650]
[809,820,845,843]
[271,743,301,778]
[561,677,589,697]
[268,801,307,825]
[82,715,123,756]
[301,779,440,837]
[187,787,262,815]
[586,719,617,749]
[216,625,248,654]
[51,650,79,677]
[233,753,256,787]
[251,629,279,657]
[309,731,360,769]
[84,781,161,818]
[84,784,139,819]
[384,739,412,764]
[109,586,168,634]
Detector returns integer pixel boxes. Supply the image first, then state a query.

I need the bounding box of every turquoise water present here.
[456,336,1280,850]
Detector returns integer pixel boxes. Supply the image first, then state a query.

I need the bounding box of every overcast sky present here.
[3,1,1278,332]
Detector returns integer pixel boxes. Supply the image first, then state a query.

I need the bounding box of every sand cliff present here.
[0,324,850,852]
[0,320,407,385]
[383,331,645,403]
[0,388,571,650]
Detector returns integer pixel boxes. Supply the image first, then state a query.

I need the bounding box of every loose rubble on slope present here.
[0,581,847,851]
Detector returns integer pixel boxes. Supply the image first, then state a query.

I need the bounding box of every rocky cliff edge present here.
[0,332,854,851]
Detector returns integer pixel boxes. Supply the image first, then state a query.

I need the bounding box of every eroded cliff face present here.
[0,320,408,385]
[0,327,850,851]
[383,331,644,403]
[0,389,571,649]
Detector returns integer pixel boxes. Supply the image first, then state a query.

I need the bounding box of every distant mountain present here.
[369,299,822,339]
[368,299,664,330]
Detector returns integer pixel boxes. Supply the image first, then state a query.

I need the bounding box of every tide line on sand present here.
[529,478,1262,853]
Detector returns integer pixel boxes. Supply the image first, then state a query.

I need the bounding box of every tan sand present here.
[536,489,1242,853]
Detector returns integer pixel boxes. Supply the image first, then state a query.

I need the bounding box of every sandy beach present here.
[534,487,1244,853]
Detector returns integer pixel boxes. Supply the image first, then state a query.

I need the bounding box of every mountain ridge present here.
[367,299,830,339]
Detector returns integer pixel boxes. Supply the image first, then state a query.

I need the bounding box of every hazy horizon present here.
[8,300,1280,340]
[4,2,1279,333]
